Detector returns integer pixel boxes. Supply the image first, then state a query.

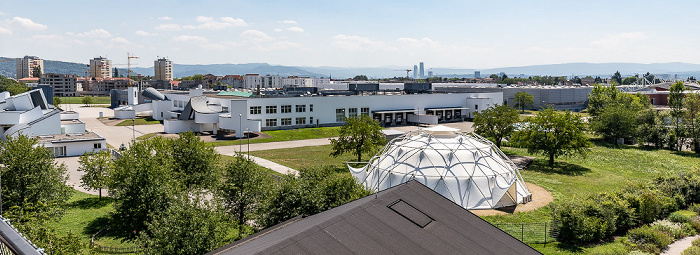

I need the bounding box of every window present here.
[310,117,314,125]
[281,105,292,113]
[296,117,306,125]
[336,108,346,122]
[266,119,277,127]
[281,118,292,126]
[266,105,277,114]
[475,104,479,110]
[348,108,358,117]
[310,104,314,112]
[250,106,261,114]
[222,106,229,112]
[94,143,102,149]
[296,104,306,112]
[361,107,370,116]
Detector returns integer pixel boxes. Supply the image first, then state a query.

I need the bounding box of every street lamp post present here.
[132,118,135,142]
[246,128,250,158]
[239,113,242,152]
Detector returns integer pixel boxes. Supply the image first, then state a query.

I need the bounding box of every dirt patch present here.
[139,130,270,143]
[97,118,124,126]
[469,182,554,216]
[509,156,535,169]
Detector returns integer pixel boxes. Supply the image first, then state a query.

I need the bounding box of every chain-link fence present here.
[493,221,559,244]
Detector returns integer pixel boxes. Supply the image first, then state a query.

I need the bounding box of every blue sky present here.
[1,0,698,69]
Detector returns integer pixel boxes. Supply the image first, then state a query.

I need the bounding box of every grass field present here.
[55,96,111,105]
[115,117,162,126]
[209,126,341,147]
[248,140,700,254]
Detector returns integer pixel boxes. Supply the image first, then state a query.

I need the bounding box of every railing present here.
[90,228,140,254]
[493,221,559,244]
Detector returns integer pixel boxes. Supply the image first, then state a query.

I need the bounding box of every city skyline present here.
[1,0,700,69]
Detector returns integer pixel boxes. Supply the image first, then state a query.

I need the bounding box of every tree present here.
[636,109,669,149]
[512,108,591,167]
[587,83,619,117]
[330,115,385,162]
[473,104,519,148]
[669,81,686,150]
[684,93,700,153]
[0,135,71,212]
[78,150,113,200]
[139,194,232,255]
[513,91,534,113]
[53,96,62,109]
[81,96,93,106]
[572,76,582,84]
[113,67,119,78]
[31,66,41,78]
[594,76,603,83]
[171,131,220,190]
[611,71,622,84]
[590,93,650,143]
[352,75,368,81]
[0,76,29,95]
[108,137,180,235]
[220,153,269,237]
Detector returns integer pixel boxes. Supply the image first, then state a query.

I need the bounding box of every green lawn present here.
[209,126,341,147]
[50,190,138,252]
[56,96,111,105]
[247,141,700,254]
[115,117,162,126]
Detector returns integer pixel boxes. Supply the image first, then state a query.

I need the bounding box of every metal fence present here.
[493,221,559,244]
[91,228,140,254]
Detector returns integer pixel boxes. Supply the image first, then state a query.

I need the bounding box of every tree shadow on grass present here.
[524,159,591,176]
[84,215,136,240]
[68,196,116,210]
[673,150,700,158]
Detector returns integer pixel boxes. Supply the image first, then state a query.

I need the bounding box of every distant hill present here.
[3,57,700,79]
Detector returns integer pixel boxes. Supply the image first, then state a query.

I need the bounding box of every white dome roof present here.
[350,126,532,210]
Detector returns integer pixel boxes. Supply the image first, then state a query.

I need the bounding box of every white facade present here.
[282,77,331,87]
[0,89,61,139]
[243,74,262,89]
[261,75,282,88]
[39,132,106,157]
[15,56,44,79]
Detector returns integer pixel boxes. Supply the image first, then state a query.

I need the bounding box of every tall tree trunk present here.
[99,188,102,201]
[549,154,555,167]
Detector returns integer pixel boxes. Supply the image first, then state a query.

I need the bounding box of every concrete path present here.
[247,155,298,175]
[66,104,164,148]
[662,234,700,255]
[54,156,102,196]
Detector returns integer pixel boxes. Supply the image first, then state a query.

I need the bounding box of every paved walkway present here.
[65,104,164,148]
[54,156,102,196]
[662,234,700,255]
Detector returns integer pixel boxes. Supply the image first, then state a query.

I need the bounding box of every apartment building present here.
[15,56,44,79]
[154,58,173,81]
[89,57,112,79]
[40,73,80,97]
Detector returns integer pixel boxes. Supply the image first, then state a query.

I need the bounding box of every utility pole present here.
[239,113,242,152]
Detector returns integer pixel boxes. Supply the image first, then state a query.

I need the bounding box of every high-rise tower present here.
[15,56,44,79]
[413,65,418,79]
[154,58,173,81]
[419,62,425,79]
[89,57,112,79]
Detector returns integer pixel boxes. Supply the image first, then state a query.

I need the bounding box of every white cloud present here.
[251,41,304,52]
[0,26,11,35]
[590,32,648,47]
[135,30,157,36]
[110,37,131,44]
[78,29,111,38]
[155,23,181,31]
[279,20,297,24]
[241,30,273,42]
[220,17,247,27]
[286,26,304,32]
[157,16,173,21]
[9,17,47,30]
[331,34,395,52]
[184,16,247,30]
[26,34,84,48]
[274,28,282,32]
[173,35,208,44]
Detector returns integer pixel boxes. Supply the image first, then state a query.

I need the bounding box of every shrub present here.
[628,226,674,253]
[655,168,700,207]
[649,219,696,239]
[670,211,692,223]
[692,238,700,247]
[623,184,678,224]
[690,203,700,214]
[586,242,628,255]
[552,197,619,244]
[683,246,700,255]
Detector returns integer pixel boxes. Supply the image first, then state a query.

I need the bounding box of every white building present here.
[282,77,331,87]
[89,57,112,79]
[243,74,262,89]
[114,87,502,138]
[154,58,173,81]
[0,89,105,157]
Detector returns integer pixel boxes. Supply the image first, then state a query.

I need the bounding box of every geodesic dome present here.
[349,125,532,210]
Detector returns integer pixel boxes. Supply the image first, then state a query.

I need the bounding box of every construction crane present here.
[127,52,139,87]
[394,69,412,80]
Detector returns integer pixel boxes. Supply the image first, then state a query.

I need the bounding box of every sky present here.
[1,0,699,69]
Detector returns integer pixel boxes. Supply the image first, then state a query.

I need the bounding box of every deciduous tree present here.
[669,81,686,150]
[78,150,113,200]
[220,153,269,237]
[0,135,71,212]
[513,91,534,113]
[473,104,519,148]
[171,131,220,190]
[512,108,591,167]
[81,96,93,106]
[330,115,385,162]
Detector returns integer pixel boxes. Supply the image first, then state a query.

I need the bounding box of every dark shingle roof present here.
[208,180,542,255]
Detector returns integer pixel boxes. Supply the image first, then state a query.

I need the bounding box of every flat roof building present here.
[154,58,173,81]
[15,56,44,79]
[89,57,112,79]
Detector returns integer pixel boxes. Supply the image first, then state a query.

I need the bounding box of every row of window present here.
[265,117,315,127]
[336,107,370,122]
[250,104,315,115]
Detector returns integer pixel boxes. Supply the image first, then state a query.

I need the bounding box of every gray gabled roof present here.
[208,180,541,255]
